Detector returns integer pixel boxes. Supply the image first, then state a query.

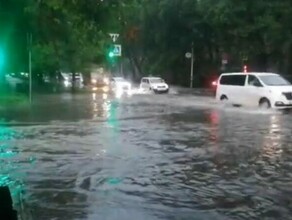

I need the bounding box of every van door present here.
[144,79,150,90]
[219,74,246,105]
[244,75,265,107]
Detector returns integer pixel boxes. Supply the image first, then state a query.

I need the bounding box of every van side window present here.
[220,75,246,86]
[142,79,147,83]
[248,75,262,86]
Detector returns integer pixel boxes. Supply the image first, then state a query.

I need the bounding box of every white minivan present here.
[215,72,292,109]
[140,77,169,93]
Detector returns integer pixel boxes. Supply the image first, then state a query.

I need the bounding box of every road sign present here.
[185,52,192,59]
[109,33,119,42]
[113,44,122,56]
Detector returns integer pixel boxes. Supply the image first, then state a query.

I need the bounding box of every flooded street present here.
[1,91,292,220]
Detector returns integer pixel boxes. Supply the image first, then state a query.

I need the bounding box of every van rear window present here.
[220,75,246,86]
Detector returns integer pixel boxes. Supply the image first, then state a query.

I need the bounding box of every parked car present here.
[140,77,169,94]
[216,72,292,109]
[60,72,84,88]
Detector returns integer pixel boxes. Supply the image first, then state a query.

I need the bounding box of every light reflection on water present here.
[206,110,220,144]
[261,114,283,164]
[92,92,111,119]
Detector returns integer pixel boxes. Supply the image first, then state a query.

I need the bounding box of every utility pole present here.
[190,42,194,88]
[28,33,32,104]
[120,60,123,77]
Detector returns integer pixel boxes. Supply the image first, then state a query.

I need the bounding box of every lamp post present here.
[27,33,32,104]
[185,42,194,88]
[190,42,194,88]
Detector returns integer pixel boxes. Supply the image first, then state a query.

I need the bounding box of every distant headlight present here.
[91,79,97,84]
[64,80,70,87]
[103,77,109,84]
[102,86,109,92]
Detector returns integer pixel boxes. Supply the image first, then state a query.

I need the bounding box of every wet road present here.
[1,91,292,220]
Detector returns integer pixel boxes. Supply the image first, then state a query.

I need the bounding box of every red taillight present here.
[244,65,247,73]
[212,80,217,86]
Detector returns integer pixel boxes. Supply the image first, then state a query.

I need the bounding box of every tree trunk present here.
[129,57,138,80]
[283,42,292,75]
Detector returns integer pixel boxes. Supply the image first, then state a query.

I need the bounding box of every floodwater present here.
[0,90,292,220]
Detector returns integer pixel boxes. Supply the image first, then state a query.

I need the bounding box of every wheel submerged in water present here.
[259,98,271,109]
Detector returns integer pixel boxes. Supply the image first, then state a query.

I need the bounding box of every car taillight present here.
[212,80,217,86]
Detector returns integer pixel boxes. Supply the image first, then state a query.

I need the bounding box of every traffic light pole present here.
[108,33,122,76]
[120,58,123,77]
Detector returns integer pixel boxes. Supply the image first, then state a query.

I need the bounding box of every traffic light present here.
[242,57,248,73]
[243,65,247,73]
[108,51,114,58]
[107,44,121,59]
[106,46,116,64]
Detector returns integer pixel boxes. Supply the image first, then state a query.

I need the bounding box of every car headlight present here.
[102,86,109,92]
[103,77,109,84]
[64,80,70,87]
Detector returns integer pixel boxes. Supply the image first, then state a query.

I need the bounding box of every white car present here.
[215,72,292,109]
[140,77,169,93]
[110,77,132,93]
[61,72,84,88]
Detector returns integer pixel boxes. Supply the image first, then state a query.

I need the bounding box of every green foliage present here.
[3,0,292,85]
[116,0,292,81]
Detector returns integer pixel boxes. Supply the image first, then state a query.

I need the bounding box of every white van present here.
[140,77,169,93]
[215,72,292,109]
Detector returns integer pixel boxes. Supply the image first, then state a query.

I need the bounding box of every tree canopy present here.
[1,0,292,85]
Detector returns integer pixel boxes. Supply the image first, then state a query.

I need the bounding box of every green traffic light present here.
[109,51,114,58]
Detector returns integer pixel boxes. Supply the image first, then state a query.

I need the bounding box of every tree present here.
[3,0,292,88]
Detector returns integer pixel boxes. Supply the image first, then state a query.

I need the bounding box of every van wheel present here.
[259,98,271,109]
